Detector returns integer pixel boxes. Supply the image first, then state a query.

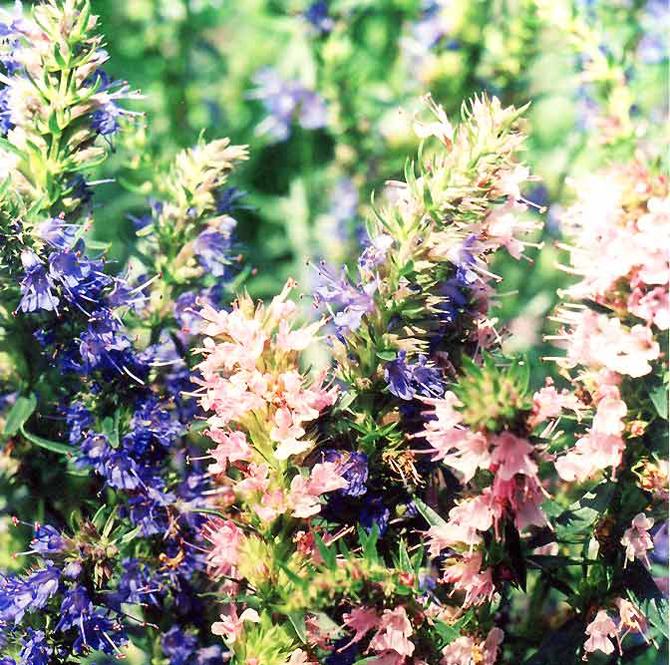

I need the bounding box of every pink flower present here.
[342,607,379,646]
[489,432,537,481]
[368,607,415,657]
[530,383,584,426]
[420,394,491,482]
[442,551,495,607]
[482,627,504,665]
[583,610,618,657]
[559,310,660,378]
[202,518,243,578]
[288,463,347,518]
[288,475,321,519]
[628,286,670,330]
[427,493,495,555]
[308,462,348,495]
[252,489,286,522]
[285,649,318,664]
[235,463,270,496]
[440,636,476,665]
[211,605,260,644]
[621,513,654,568]
[439,430,491,483]
[277,319,324,352]
[614,597,649,644]
[591,393,627,436]
[555,394,628,484]
[207,429,252,473]
[491,475,548,532]
[440,627,503,665]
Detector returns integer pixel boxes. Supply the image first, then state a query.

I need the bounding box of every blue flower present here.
[38,218,79,250]
[0,568,59,624]
[91,102,122,136]
[18,250,59,313]
[195,646,225,665]
[250,68,328,141]
[161,625,198,665]
[323,450,369,497]
[55,586,127,655]
[358,234,393,272]
[384,352,444,401]
[103,451,142,490]
[359,496,390,535]
[31,525,65,556]
[25,568,60,608]
[125,395,183,452]
[410,355,444,398]
[126,485,173,536]
[305,1,334,34]
[384,351,415,400]
[313,264,376,337]
[72,612,127,655]
[216,186,246,214]
[78,311,136,374]
[18,629,51,665]
[64,402,92,445]
[193,226,235,278]
[112,558,163,608]
[0,87,13,135]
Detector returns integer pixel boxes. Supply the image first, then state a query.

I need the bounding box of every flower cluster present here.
[0,2,667,664]
[545,161,669,658]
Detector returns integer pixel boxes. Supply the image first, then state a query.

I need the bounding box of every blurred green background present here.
[84,0,667,317]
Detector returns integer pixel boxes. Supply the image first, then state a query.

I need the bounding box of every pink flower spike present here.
[202,518,243,579]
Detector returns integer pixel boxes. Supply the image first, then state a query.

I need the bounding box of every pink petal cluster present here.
[211,605,260,644]
[193,282,336,462]
[288,462,348,518]
[440,627,504,665]
[556,309,660,378]
[341,606,416,662]
[202,518,244,579]
[548,168,667,501]
[420,395,548,607]
[620,513,655,568]
[555,386,628,482]
[530,380,584,427]
[583,598,649,659]
[442,551,496,607]
[561,170,669,312]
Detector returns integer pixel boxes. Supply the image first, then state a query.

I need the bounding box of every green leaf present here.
[187,420,209,435]
[4,394,37,437]
[412,496,449,530]
[287,611,307,644]
[85,239,112,252]
[119,527,142,545]
[20,425,72,455]
[101,411,120,448]
[314,533,336,570]
[648,385,668,420]
[555,481,616,536]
